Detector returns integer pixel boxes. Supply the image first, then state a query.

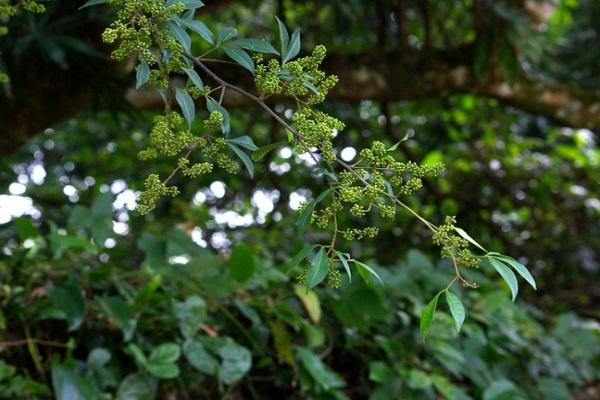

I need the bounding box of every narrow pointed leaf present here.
[223,47,255,75]
[228,136,258,151]
[167,21,191,52]
[217,27,238,45]
[313,168,337,182]
[283,29,301,63]
[175,88,195,129]
[79,0,108,9]
[287,244,319,273]
[488,257,519,301]
[295,188,333,236]
[305,247,330,292]
[180,0,204,10]
[490,255,537,290]
[420,292,442,342]
[354,260,384,286]
[227,143,254,178]
[136,63,150,89]
[445,291,465,332]
[182,67,204,91]
[276,16,289,61]
[303,81,320,96]
[231,39,279,55]
[454,227,487,252]
[386,131,410,152]
[333,250,351,283]
[251,142,287,161]
[176,18,214,44]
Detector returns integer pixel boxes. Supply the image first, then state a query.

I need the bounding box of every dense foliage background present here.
[1,1,599,399]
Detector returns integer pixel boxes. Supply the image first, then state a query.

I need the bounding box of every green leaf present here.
[174,18,213,44]
[354,260,384,286]
[227,136,258,151]
[182,67,204,91]
[283,28,301,63]
[333,250,352,283]
[420,291,442,342]
[386,131,410,152]
[489,254,537,290]
[275,16,290,62]
[174,295,207,339]
[135,63,149,89]
[228,143,255,178]
[216,27,238,45]
[167,21,191,52]
[48,233,98,254]
[137,232,166,271]
[251,141,287,161]
[297,347,331,390]
[218,341,252,384]
[126,344,147,366]
[116,373,157,400]
[13,217,38,241]
[52,285,86,331]
[206,97,230,135]
[87,348,111,368]
[294,284,322,323]
[149,343,181,364]
[79,0,108,9]
[183,339,217,374]
[231,38,279,55]
[488,257,519,301]
[303,80,320,96]
[287,244,319,273]
[295,188,333,236]
[223,47,255,75]
[175,88,195,130]
[445,291,465,332]
[179,0,205,11]
[305,247,330,292]
[146,363,179,379]
[454,227,487,252]
[483,380,517,400]
[228,244,256,282]
[97,297,137,341]
[51,361,96,400]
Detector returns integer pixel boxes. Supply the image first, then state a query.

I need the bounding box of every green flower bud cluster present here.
[22,0,45,13]
[136,174,180,214]
[327,269,342,289]
[432,216,480,268]
[147,112,191,157]
[342,227,379,241]
[293,108,345,152]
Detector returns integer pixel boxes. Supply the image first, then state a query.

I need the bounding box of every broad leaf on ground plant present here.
[294,284,322,323]
[183,339,218,374]
[217,340,252,384]
[97,297,137,341]
[488,257,519,301]
[445,291,465,332]
[228,244,256,282]
[174,294,207,338]
[115,373,157,400]
[51,361,96,400]
[421,291,442,342]
[51,285,86,331]
[305,247,330,292]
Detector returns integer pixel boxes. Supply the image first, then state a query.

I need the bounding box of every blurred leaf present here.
[305,247,330,292]
[218,340,252,384]
[354,260,384,286]
[137,232,166,271]
[79,0,108,9]
[149,343,181,364]
[270,319,295,368]
[483,380,517,400]
[183,339,217,374]
[51,361,96,400]
[146,363,179,379]
[136,63,149,89]
[13,217,38,241]
[52,285,86,331]
[287,244,319,273]
[488,257,519,301]
[174,295,207,339]
[228,244,256,282]
[116,373,157,400]
[97,297,137,341]
[48,233,98,254]
[445,291,465,332]
[421,291,442,342]
[368,361,393,383]
[87,348,111,368]
[294,284,322,323]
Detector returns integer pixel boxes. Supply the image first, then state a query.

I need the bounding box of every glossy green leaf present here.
[488,257,519,302]
[51,361,96,400]
[149,343,181,364]
[283,28,301,63]
[167,21,191,52]
[454,227,487,252]
[79,0,108,9]
[206,97,230,135]
[227,136,258,151]
[333,250,352,283]
[175,88,195,130]
[420,291,442,342]
[386,131,410,152]
[116,373,157,400]
[97,297,137,341]
[218,341,252,384]
[183,339,217,374]
[354,260,384,286]
[303,80,319,96]
[179,0,204,10]
[216,27,238,45]
[223,47,255,75]
[445,291,465,332]
[135,63,149,89]
[127,344,148,366]
[287,244,319,273]
[231,38,279,55]
[147,363,179,379]
[313,167,338,182]
[182,67,204,91]
[489,254,537,290]
[251,141,287,161]
[275,16,289,61]
[174,295,207,339]
[305,247,330,292]
[228,143,255,178]
[297,347,331,390]
[228,244,256,282]
[174,19,215,45]
[52,285,86,331]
